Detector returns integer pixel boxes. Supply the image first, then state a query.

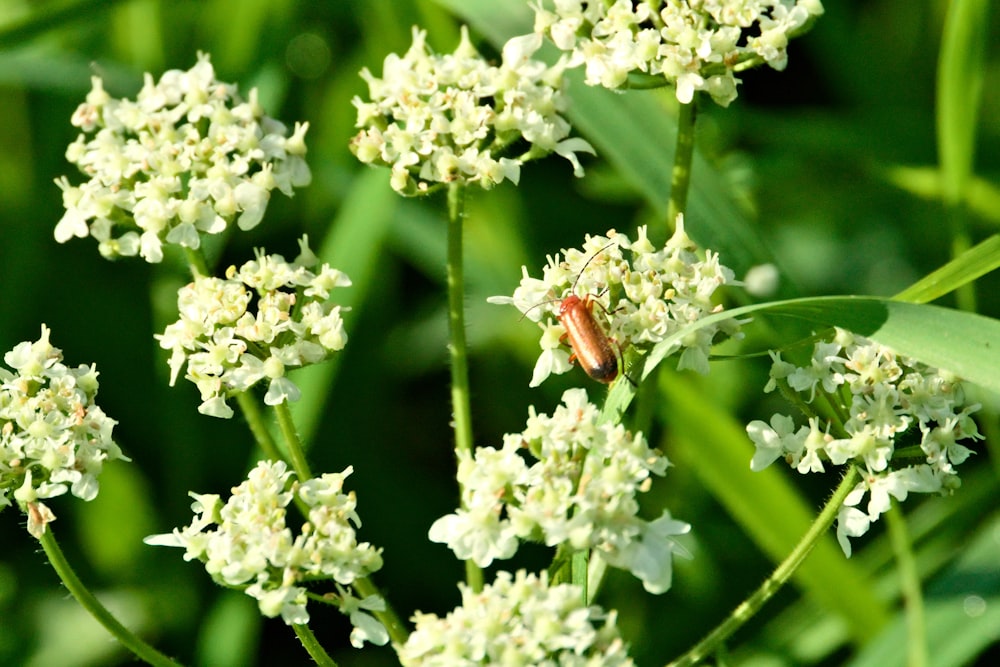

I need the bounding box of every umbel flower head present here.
[156,236,350,419]
[350,26,595,195]
[533,0,825,106]
[746,328,982,556]
[398,570,633,666]
[489,216,740,387]
[145,460,387,646]
[429,388,690,594]
[55,52,311,263]
[0,325,126,538]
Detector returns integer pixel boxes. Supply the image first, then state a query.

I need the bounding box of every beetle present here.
[524,242,629,385]
[556,291,621,383]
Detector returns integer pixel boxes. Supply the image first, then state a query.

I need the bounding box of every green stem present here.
[667,466,860,667]
[886,504,928,667]
[293,623,337,667]
[445,182,482,592]
[948,208,977,312]
[571,550,589,605]
[235,392,284,462]
[353,576,410,647]
[666,100,697,231]
[585,553,608,605]
[182,246,210,278]
[37,526,184,667]
[274,401,312,481]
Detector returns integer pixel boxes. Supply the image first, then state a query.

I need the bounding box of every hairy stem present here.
[446,182,482,592]
[666,100,697,231]
[293,623,337,667]
[38,527,184,667]
[667,466,860,667]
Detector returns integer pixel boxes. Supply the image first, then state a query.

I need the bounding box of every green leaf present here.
[936,0,989,205]
[195,594,262,667]
[893,234,1000,304]
[883,166,1000,226]
[606,296,1000,423]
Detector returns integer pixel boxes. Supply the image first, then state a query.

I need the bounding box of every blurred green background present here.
[1,1,998,665]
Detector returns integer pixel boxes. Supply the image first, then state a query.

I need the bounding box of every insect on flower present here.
[523,243,631,385]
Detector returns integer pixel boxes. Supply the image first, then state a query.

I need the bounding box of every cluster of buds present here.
[533,0,825,106]
[145,461,388,646]
[350,26,594,194]
[156,237,351,418]
[0,326,125,538]
[747,328,982,555]
[56,53,310,262]
[429,388,690,594]
[398,570,634,665]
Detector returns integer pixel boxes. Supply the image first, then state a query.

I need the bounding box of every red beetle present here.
[556,292,620,383]
[525,242,629,385]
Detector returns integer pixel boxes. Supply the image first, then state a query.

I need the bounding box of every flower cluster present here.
[532,0,825,106]
[0,325,125,538]
[429,388,689,594]
[398,570,633,666]
[350,26,594,195]
[747,328,982,556]
[489,217,739,387]
[144,460,387,645]
[55,52,311,263]
[156,237,350,419]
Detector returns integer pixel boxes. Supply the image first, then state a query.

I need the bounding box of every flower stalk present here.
[39,528,184,667]
[666,100,697,231]
[445,182,483,592]
[274,401,312,481]
[293,623,337,667]
[667,466,860,667]
[235,392,284,462]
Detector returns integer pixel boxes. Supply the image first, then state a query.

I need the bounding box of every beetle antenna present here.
[570,241,618,294]
[518,297,561,321]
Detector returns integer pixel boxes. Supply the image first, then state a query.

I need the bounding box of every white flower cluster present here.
[429,388,690,594]
[350,26,595,195]
[156,237,351,419]
[746,328,982,556]
[533,0,825,106]
[489,217,739,387]
[0,325,125,538]
[55,52,311,263]
[144,460,387,645]
[398,570,633,666]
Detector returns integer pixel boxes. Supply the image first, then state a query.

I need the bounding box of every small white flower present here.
[155,237,351,418]
[56,53,311,262]
[398,570,634,665]
[350,26,593,194]
[746,413,805,471]
[1,325,126,533]
[750,327,981,556]
[430,388,687,593]
[145,461,385,641]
